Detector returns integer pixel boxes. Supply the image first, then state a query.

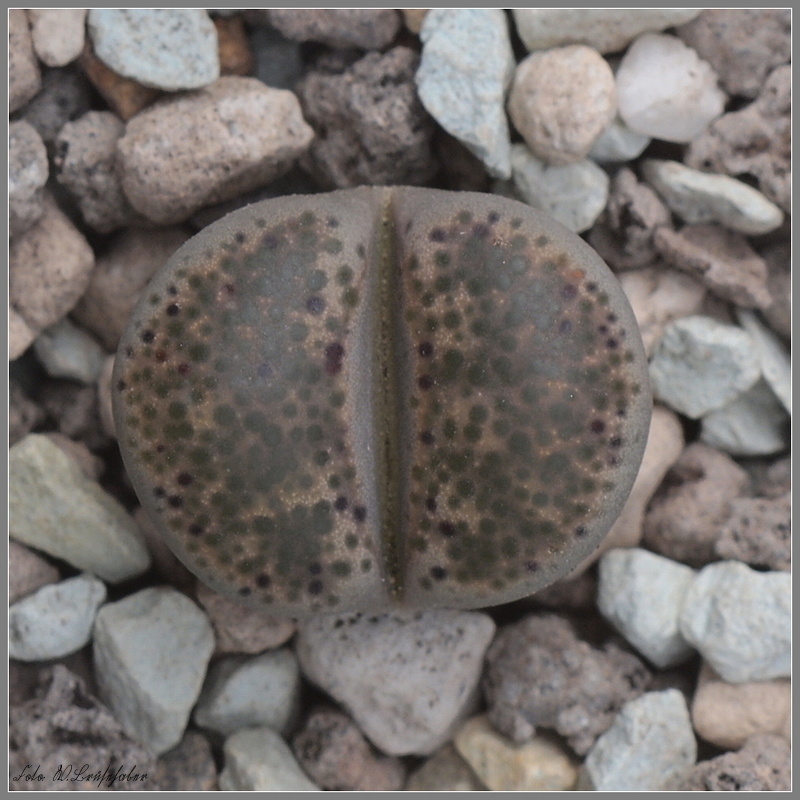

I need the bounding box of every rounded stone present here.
[508,46,616,166]
[9,120,48,239]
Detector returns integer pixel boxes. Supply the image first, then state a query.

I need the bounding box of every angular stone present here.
[9,120,48,239]
[416,9,514,178]
[735,309,790,414]
[589,117,650,163]
[9,435,151,582]
[93,587,215,755]
[33,317,107,384]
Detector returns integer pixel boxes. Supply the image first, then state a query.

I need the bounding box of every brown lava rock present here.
[483,613,650,755]
[151,730,218,791]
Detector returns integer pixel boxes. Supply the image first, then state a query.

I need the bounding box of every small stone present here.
[416,9,514,178]
[735,309,790,414]
[642,159,784,235]
[512,9,701,55]
[9,308,37,361]
[296,47,437,188]
[655,224,771,309]
[762,243,791,340]
[650,315,762,419]
[679,733,791,791]
[530,570,597,612]
[676,10,791,100]
[267,9,400,50]
[28,9,87,67]
[293,707,406,791]
[296,609,495,756]
[33,318,107,384]
[483,613,650,754]
[589,117,650,162]
[9,193,95,337]
[249,25,304,91]
[214,15,254,77]
[87,9,219,91]
[117,76,314,224]
[9,435,151,582]
[616,33,726,142]
[509,144,609,234]
[93,587,215,755]
[9,120,48,239]
[643,442,750,566]
[620,268,706,357]
[590,167,672,271]
[55,111,142,234]
[715,493,790,572]
[194,649,300,737]
[39,380,110,451]
[9,573,107,662]
[72,226,190,351]
[454,715,578,791]
[580,690,696,790]
[406,744,484,791]
[9,665,156,791]
[701,380,790,457]
[219,727,320,791]
[78,38,162,121]
[597,548,695,669]
[402,9,429,35]
[679,561,790,683]
[691,663,791,750]
[9,9,41,113]
[152,731,218,791]
[685,65,790,213]
[508,45,616,165]
[9,540,59,604]
[195,582,296,656]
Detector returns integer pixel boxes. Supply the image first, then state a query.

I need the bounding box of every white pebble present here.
[416,9,514,178]
[194,649,300,737]
[33,317,108,384]
[679,561,790,683]
[649,316,761,419]
[642,159,784,235]
[589,117,651,163]
[735,310,791,414]
[9,573,106,661]
[616,33,726,143]
[509,143,609,233]
[93,587,215,755]
[597,548,695,669]
[220,727,320,791]
[581,690,697,790]
[701,380,789,457]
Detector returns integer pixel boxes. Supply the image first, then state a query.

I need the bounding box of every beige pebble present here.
[28,9,87,67]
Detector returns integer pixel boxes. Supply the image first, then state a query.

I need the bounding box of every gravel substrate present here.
[9,9,791,792]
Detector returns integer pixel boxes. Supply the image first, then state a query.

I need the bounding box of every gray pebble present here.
[649,316,761,419]
[597,548,695,669]
[9,435,151,583]
[33,318,108,384]
[642,159,784,235]
[735,309,791,414]
[581,689,697,790]
[416,9,514,178]
[589,117,650,163]
[296,609,495,756]
[194,649,300,737]
[679,561,790,683]
[701,380,789,457]
[9,121,48,239]
[10,573,106,662]
[509,143,609,233]
[87,9,219,91]
[220,727,320,791]
[93,587,215,755]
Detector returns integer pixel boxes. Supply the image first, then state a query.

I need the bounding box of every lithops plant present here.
[113,187,651,617]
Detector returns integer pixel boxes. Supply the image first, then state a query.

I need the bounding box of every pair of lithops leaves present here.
[113,187,651,617]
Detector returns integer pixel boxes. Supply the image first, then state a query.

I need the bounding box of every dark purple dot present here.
[141,330,155,343]
[325,343,345,376]
[558,319,572,334]
[607,312,618,323]
[430,566,447,580]
[334,496,348,511]
[154,486,166,497]
[116,380,127,391]
[574,525,588,538]
[426,497,437,512]
[256,573,271,588]
[586,281,598,293]
[488,211,500,224]
[429,228,446,242]
[168,495,183,508]
[420,431,435,445]
[166,303,180,316]
[472,223,490,239]
[239,587,252,596]
[308,563,322,575]
[257,362,273,379]
[168,285,178,296]
[177,472,193,486]
[590,419,606,434]
[525,560,539,572]
[306,296,325,315]
[418,375,433,390]
[617,407,627,417]
[610,436,623,448]
[224,283,235,296]
[125,347,134,357]
[155,444,166,453]
[353,506,367,523]
[608,456,620,466]
[597,324,608,334]
[154,349,167,363]
[264,234,279,249]
[189,524,204,536]
[606,338,618,349]
[418,341,433,357]
[560,284,577,300]
[308,580,323,595]
[235,232,246,244]
[439,521,457,538]
[327,217,339,228]
[177,363,190,376]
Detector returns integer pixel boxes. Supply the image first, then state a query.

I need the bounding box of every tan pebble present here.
[28,9,87,67]
[402,9,429,34]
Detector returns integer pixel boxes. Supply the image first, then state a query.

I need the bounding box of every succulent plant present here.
[113,187,651,617]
